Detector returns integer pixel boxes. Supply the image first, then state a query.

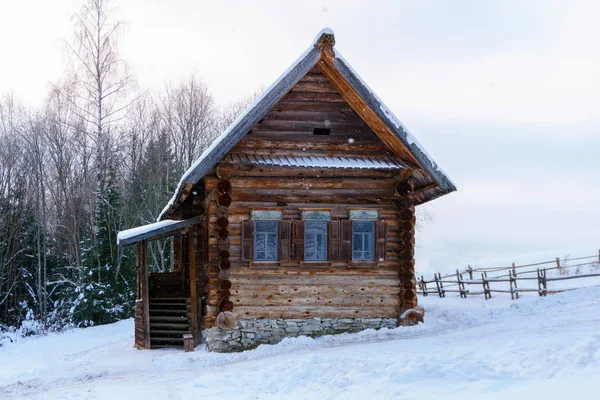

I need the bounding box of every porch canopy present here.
[117,217,203,246]
[117,216,204,349]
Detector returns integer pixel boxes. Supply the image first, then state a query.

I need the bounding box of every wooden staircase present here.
[149,298,190,349]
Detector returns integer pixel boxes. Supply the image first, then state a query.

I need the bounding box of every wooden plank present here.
[230,188,397,204]
[229,283,401,295]
[298,73,329,83]
[140,240,151,349]
[233,306,398,319]
[261,110,363,124]
[206,176,397,190]
[252,119,371,134]
[281,91,346,103]
[229,274,399,286]
[234,135,385,152]
[222,163,396,178]
[188,227,199,344]
[273,101,354,112]
[290,81,339,93]
[230,294,400,307]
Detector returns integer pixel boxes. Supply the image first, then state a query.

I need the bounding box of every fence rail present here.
[418,250,600,300]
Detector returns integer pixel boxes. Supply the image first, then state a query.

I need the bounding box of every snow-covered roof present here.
[225,153,408,169]
[117,217,202,246]
[158,28,456,220]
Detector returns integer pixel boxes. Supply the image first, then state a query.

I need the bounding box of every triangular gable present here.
[159,28,456,220]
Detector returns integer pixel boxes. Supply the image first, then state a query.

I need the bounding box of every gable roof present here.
[158,28,456,220]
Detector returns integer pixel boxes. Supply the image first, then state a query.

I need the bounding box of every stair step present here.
[150,344,183,349]
[151,336,184,343]
[150,297,188,300]
[149,316,188,322]
[150,322,189,329]
[149,329,189,335]
[149,309,187,315]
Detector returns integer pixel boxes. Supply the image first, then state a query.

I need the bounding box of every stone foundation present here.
[203,317,398,352]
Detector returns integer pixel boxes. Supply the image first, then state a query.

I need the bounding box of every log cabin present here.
[117,28,456,352]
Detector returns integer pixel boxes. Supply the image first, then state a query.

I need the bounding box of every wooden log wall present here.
[397,206,418,311]
[195,66,423,326]
[200,172,419,323]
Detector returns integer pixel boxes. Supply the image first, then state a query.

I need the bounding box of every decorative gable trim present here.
[158,28,456,221]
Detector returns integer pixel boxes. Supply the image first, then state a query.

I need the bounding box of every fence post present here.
[537,268,547,296]
[542,268,547,296]
[457,269,466,298]
[438,273,446,298]
[556,257,562,275]
[419,276,428,297]
[468,265,473,280]
[482,272,491,300]
[512,264,519,300]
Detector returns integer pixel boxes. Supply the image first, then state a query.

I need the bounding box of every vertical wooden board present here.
[140,240,151,349]
[279,220,292,261]
[292,220,304,261]
[328,220,340,260]
[241,220,254,261]
[376,221,387,262]
[188,227,199,344]
[340,220,352,260]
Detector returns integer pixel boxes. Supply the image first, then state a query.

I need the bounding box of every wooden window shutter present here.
[241,220,254,261]
[375,221,387,262]
[340,220,352,260]
[279,220,292,261]
[328,220,341,260]
[292,220,304,261]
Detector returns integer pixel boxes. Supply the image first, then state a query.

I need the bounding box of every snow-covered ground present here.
[2,287,600,399]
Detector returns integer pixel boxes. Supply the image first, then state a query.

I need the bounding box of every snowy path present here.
[1,288,600,399]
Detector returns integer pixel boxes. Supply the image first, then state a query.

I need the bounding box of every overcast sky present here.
[1,0,599,272]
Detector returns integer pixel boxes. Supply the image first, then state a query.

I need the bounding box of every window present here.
[305,221,327,261]
[352,221,375,261]
[313,128,330,135]
[254,221,278,261]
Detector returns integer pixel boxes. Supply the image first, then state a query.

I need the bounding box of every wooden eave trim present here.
[159,47,322,220]
[317,49,421,169]
[317,47,457,197]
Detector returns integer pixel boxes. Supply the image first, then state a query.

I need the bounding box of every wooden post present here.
[556,257,562,274]
[537,268,547,297]
[434,273,445,298]
[482,272,491,300]
[188,226,199,346]
[457,269,466,298]
[467,265,473,280]
[542,268,547,296]
[140,240,151,349]
[511,264,519,300]
[420,276,428,297]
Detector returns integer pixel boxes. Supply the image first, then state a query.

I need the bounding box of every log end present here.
[216,311,237,330]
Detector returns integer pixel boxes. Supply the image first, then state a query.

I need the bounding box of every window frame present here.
[253,220,279,261]
[304,220,328,261]
[352,220,375,261]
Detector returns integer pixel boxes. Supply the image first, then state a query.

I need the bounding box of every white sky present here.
[1,0,599,271]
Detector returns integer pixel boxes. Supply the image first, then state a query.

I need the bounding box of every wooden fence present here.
[417,251,600,300]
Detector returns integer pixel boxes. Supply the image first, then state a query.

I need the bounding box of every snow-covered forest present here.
[0,0,255,335]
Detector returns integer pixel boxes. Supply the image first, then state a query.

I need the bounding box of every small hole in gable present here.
[313,128,330,135]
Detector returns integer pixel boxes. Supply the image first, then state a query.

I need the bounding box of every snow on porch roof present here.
[158,28,456,220]
[117,217,202,246]
[225,153,409,170]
